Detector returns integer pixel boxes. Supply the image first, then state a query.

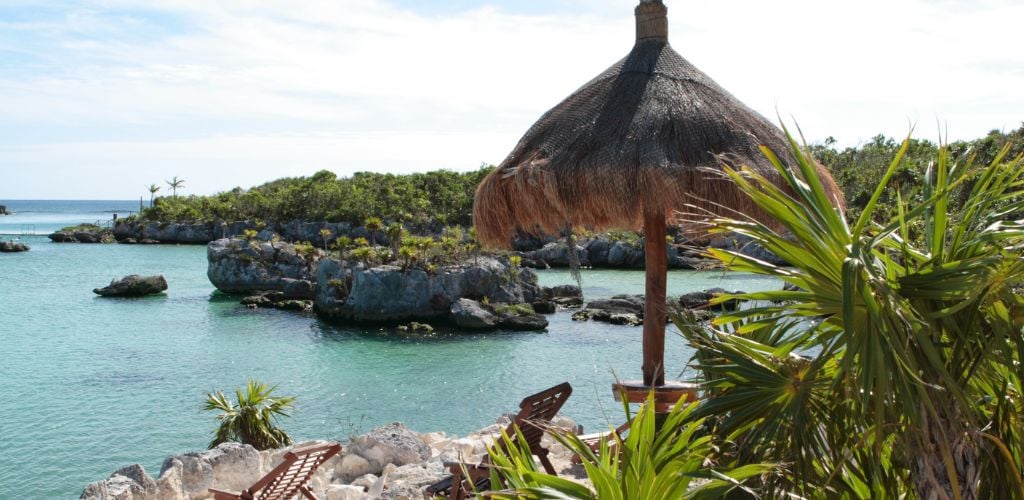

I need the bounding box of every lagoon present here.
[0,201,781,498]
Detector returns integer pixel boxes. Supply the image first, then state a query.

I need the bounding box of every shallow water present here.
[0,209,781,498]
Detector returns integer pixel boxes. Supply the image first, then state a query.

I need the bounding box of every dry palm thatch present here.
[474,1,843,249]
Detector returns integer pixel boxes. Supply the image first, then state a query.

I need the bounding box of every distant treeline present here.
[140,126,1023,227]
[143,168,493,227]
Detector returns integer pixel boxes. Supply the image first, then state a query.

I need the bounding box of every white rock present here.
[337,453,373,482]
[327,484,370,500]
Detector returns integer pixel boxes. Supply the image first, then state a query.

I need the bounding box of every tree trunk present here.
[912,403,979,500]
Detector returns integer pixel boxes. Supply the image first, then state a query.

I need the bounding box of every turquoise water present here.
[0,199,140,236]
[0,208,782,499]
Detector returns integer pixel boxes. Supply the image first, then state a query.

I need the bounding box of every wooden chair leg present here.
[298,484,316,499]
[536,449,557,475]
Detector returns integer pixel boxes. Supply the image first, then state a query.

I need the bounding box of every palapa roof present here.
[474,0,843,248]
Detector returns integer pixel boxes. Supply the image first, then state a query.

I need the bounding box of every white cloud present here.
[0,0,1021,198]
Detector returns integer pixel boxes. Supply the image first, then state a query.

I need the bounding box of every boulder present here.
[157,442,263,499]
[450,298,498,329]
[539,284,583,308]
[497,314,549,331]
[678,287,744,311]
[80,464,157,500]
[0,240,29,252]
[93,275,168,297]
[347,423,431,474]
[572,294,645,326]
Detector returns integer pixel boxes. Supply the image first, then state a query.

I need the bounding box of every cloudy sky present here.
[1,0,1021,199]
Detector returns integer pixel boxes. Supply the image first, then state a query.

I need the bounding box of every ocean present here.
[0,200,781,498]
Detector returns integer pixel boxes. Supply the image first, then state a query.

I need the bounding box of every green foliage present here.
[681,126,1024,497]
[487,396,773,499]
[242,229,258,240]
[203,379,295,451]
[140,166,494,225]
[492,303,534,316]
[60,223,103,232]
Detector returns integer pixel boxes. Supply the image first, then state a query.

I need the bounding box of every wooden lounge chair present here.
[209,442,342,500]
[572,419,632,464]
[423,382,573,499]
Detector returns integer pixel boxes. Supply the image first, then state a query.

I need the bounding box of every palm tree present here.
[364,216,382,246]
[203,379,295,450]
[167,176,185,197]
[676,128,1024,498]
[146,184,160,205]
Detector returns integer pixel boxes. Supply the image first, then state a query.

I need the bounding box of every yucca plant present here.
[485,395,773,499]
[679,126,1024,498]
[204,379,296,450]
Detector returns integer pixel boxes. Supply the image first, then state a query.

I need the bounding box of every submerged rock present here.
[0,240,29,252]
[677,287,743,311]
[93,275,168,297]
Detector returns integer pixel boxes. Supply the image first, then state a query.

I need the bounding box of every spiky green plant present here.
[677,126,1024,498]
[204,379,295,450]
[485,395,773,499]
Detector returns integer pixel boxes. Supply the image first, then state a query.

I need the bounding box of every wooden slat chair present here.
[423,382,573,499]
[572,419,632,464]
[210,443,342,500]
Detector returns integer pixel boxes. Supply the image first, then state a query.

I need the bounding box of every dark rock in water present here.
[0,205,7,215]
[531,301,557,314]
[240,294,273,307]
[518,242,590,268]
[0,241,29,252]
[678,287,744,311]
[540,284,584,308]
[397,322,434,333]
[572,294,645,326]
[273,299,312,311]
[50,225,115,243]
[93,275,168,297]
[139,238,161,244]
[281,278,316,300]
[450,298,498,329]
[498,314,549,331]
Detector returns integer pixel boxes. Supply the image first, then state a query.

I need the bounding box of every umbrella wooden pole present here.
[642,210,667,387]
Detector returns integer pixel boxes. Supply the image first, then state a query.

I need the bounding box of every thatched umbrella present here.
[474,0,843,389]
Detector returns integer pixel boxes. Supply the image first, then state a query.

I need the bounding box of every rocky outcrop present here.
[450,299,549,331]
[315,257,541,323]
[241,292,313,312]
[0,240,29,252]
[207,238,322,296]
[49,226,115,243]
[93,275,168,297]
[531,285,583,313]
[82,417,581,500]
[572,294,645,326]
[572,289,745,326]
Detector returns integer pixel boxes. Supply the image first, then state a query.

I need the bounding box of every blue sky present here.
[1,0,1022,199]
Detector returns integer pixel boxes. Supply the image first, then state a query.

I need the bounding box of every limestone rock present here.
[348,423,431,474]
[572,294,645,326]
[678,287,743,311]
[449,298,498,329]
[315,257,540,323]
[207,238,322,295]
[80,464,157,500]
[93,275,168,297]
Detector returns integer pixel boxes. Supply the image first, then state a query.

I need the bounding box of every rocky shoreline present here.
[50,219,784,269]
[82,416,583,500]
